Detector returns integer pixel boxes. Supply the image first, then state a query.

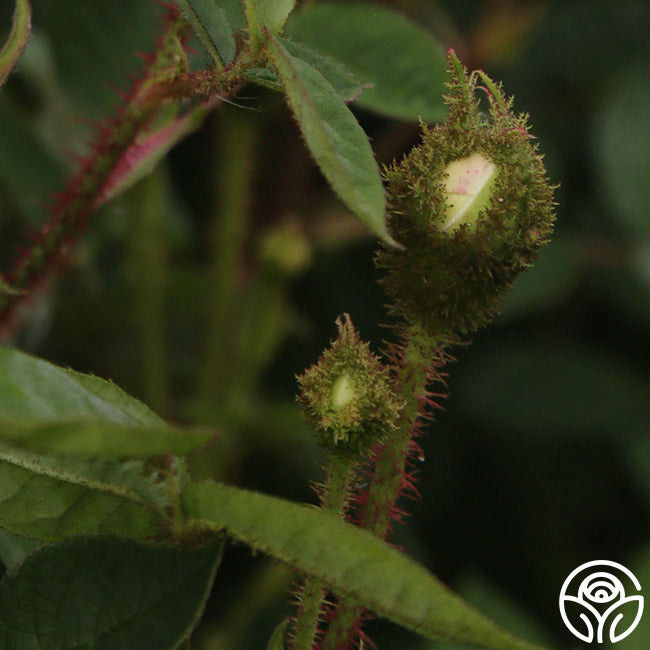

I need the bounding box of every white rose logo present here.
[559,560,644,643]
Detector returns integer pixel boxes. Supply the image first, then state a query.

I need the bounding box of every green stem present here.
[320,326,449,649]
[199,109,258,410]
[126,167,169,415]
[292,454,357,650]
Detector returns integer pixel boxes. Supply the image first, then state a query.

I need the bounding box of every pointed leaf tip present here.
[265,32,395,246]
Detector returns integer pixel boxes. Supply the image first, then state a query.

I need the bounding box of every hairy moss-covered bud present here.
[378,50,556,336]
[297,315,402,456]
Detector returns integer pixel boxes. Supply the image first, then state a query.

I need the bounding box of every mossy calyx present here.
[378,50,556,336]
[297,316,402,456]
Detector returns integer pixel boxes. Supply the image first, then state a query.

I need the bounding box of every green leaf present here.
[0,100,65,226]
[265,34,394,247]
[183,481,546,650]
[454,339,646,441]
[0,529,39,571]
[0,419,211,458]
[0,347,210,457]
[426,576,553,649]
[246,42,367,102]
[0,347,163,425]
[38,0,160,117]
[218,0,247,31]
[282,39,367,103]
[0,536,222,649]
[286,2,447,122]
[593,59,650,237]
[267,619,289,650]
[499,237,582,322]
[0,0,31,88]
[175,0,236,67]
[245,0,296,43]
[0,446,170,541]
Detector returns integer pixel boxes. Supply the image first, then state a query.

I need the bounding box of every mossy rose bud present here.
[378,50,556,336]
[297,315,402,456]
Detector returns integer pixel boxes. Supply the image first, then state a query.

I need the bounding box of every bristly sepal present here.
[377,49,556,337]
[297,315,403,459]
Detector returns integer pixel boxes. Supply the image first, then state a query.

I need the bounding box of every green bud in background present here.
[297,315,403,457]
[378,50,556,337]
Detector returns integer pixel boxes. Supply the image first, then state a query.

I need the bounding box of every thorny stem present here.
[320,327,450,649]
[292,454,358,650]
[0,14,258,339]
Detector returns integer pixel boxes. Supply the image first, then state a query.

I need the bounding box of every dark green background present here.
[0,1,648,648]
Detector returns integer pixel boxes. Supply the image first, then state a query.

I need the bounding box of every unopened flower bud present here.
[297,315,402,456]
[378,50,556,336]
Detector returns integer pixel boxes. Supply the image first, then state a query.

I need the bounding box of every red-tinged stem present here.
[0,13,251,339]
[319,327,452,649]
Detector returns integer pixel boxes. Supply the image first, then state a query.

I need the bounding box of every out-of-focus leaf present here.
[0,101,64,225]
[183,481,546,650]
[0,536,223,649]
[265,34,394,246]
[454,340,646,441]
[0,529,39,571]
[176,0,236,66]
[625,436,650,509]
[0,0,31,88]
[499,237,581,322]
[614,547,650,650]
[593,60,650,237]
[424,576,553,649]
[286,2,447,122]
[595,262,650,330]
[36,0,160,116]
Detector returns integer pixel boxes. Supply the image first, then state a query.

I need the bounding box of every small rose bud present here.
[378,50,556,336]
[297,315,402,456]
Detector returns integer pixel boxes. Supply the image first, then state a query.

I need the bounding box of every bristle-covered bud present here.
[378,50,556,336]
[297,315,402,457]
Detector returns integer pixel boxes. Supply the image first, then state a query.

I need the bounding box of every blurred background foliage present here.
[0,1,649,648]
